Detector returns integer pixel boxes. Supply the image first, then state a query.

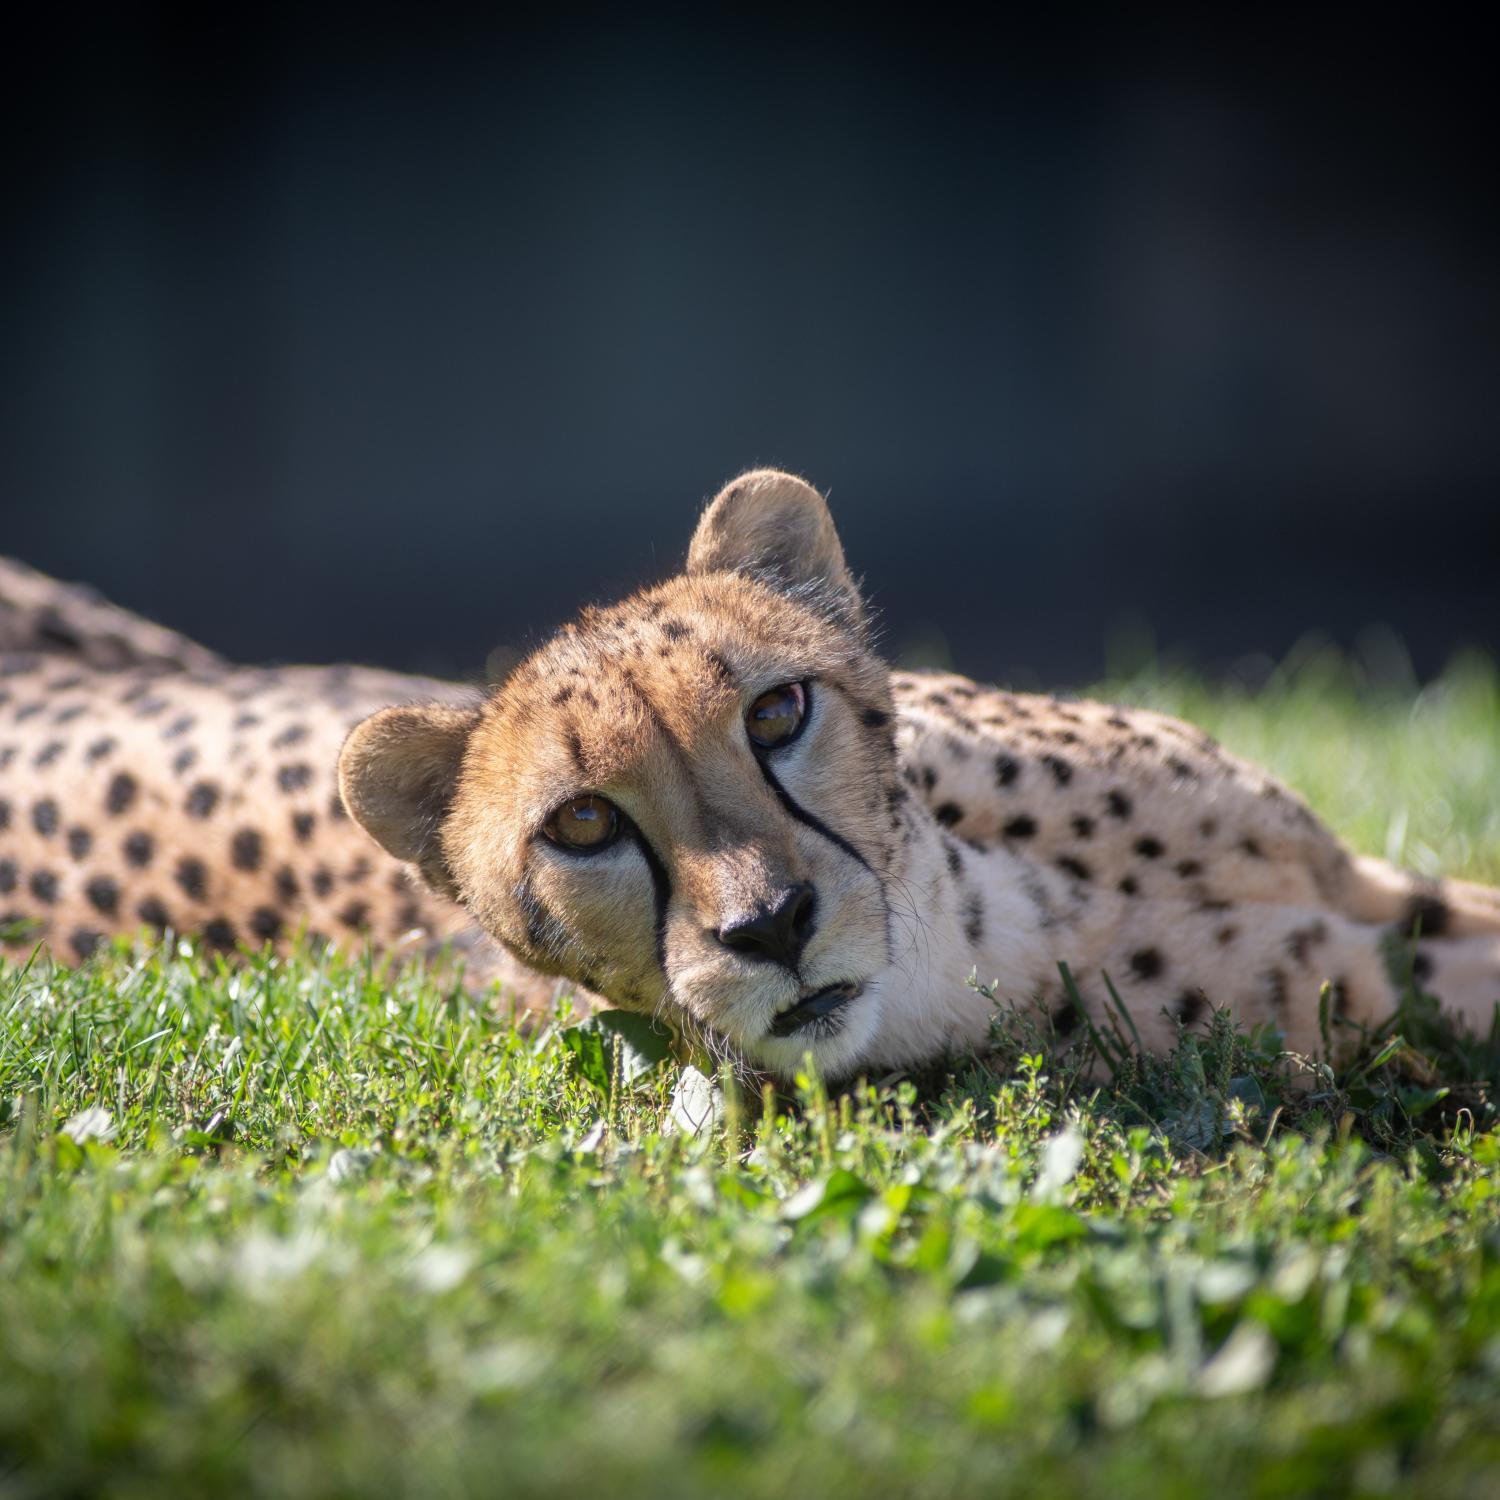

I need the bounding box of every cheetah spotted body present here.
[3,475,1499,1080]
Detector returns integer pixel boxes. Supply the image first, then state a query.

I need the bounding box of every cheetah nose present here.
[716,883,818,967]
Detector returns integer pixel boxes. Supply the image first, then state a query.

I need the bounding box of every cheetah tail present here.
[1344,853,1500,940]
[0,556,225,675]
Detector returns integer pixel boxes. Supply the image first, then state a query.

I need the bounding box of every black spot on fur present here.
[1041,754,1073,786]
[1167,757,1198,780]
[1263,968,1289,1012]
[1133,836,1164,860]
[861,707,890,728]
[920,766,937,792]
[1070,815,1095,839]
[552,686,575,706]
[338,900,369,929]
[1118,875,1139,896]
[1329,977,1351,1017]
[271,724,309,748]
[328,794,347,821]
[233,712,261,730]
[1129,948,1164,981]
[702,649,736,684]
[123,831,154,868]
[137,897,171,931]
[175,857,208,902]
[292,812,315,843]
[1198,817,1218,838]
[86,737,117,762]
[1239,837,1265,859]
[186,781,221,819]
[277,764,313,793]
[274,867,300,904]
[202,917,238,951]
[34,740,65,768]
[1057,855,1092,882]
[31,799,59,837]
[163,714,196,739]
[934,802,964,828]
[1050,997,1082,1037]
[660,619,692,642]
[1172,990,1206,1025]
[34,609,81,651]
[1003,815,1037,839]
[231,828,264,872]
[172,748,198,777]
[1216,926,1238,946]
[944,843,963,877]
[106,772,138,816]
[1404,893,1450,939]
[249,907,283,942]
[1175,859,1203,878]
[1286,921,1328,965]
[994,753,1020,787]
[70,929,103,960]
[85,875,119,917]
[963,892,984,945]
[0,798,9,832]
[311,868,334,898]
[0,859,15,893]
[29,870,59,904]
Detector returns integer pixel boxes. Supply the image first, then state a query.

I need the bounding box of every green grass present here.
[3,649,1499,1498]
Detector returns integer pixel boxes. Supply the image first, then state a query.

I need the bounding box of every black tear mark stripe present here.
[752,743,893,964]
[753,757,872,874]
[634,832,673,978]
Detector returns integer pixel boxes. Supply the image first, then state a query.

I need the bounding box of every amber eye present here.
[746,682,807,750]
[544,794,620,852]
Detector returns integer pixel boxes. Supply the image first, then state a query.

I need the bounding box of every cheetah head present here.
[339,471,903,1079]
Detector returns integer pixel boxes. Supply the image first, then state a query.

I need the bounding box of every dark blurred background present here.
[4,10,1497,687]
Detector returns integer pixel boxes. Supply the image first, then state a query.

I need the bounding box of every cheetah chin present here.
[3,472,1499,1083]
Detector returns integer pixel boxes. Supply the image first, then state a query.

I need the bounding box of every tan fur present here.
[4,473,1499,1079]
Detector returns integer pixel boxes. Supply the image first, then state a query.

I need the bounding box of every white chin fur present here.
[741,984,886,1081]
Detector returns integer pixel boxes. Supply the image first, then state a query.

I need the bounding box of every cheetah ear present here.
[338,704,481,901]
[686,469,863,621]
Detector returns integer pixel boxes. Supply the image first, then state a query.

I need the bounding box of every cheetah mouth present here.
[767,982,864,1038]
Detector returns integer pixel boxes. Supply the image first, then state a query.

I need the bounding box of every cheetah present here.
[4,474,1499,1080]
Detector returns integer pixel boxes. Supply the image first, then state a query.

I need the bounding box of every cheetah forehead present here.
[476,571,889,790]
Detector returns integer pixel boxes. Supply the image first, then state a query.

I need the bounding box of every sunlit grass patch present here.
[1,653,1498,1498]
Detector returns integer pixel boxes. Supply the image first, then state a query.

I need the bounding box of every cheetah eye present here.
[544,794,621,852]
[746,682,807,750]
